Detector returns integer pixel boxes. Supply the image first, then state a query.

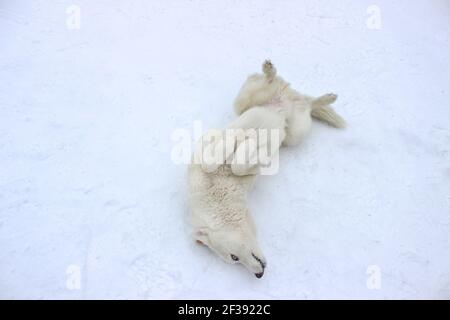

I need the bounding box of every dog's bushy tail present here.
[311,94,346,128]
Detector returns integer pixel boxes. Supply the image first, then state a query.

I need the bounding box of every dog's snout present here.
[252,253,266,278]
[252,253,266,269]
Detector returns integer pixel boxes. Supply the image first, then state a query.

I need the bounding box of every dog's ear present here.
[194,228,210,246]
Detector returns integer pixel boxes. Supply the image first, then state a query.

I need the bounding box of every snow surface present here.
[1,0,450,299]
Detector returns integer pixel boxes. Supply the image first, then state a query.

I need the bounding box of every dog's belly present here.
[228,106,287,132]
[283,107,312,146]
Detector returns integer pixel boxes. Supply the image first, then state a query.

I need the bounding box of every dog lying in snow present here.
[188,60,345,278]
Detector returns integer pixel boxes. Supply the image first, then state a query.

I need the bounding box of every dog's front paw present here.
[201,162,220,174]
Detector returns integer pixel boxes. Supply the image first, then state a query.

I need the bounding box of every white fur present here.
[188,163,266,276]
[188,60,345,277]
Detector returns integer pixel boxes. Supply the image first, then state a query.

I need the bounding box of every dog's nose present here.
[255,271,264,279]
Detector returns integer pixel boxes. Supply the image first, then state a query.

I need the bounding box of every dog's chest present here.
[207,166,251,199]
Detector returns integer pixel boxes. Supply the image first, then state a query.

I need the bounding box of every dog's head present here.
[194,224,267,278]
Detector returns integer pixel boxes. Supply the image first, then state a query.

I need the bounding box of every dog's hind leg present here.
[311,93,346,128]
[233,60,279,115]
[262,60,277,82]
[312,93,338,107]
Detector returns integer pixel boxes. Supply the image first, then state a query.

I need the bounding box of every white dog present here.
[188,61,345,278]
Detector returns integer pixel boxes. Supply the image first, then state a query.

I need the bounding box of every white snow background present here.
[1,0,449,299]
